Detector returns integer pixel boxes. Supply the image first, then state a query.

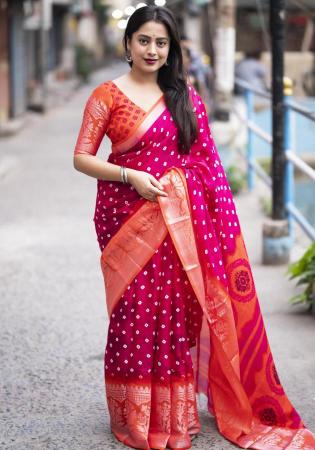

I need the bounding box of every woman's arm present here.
[73,86,136,183]
[73,154,167,202]
[73,85,167,201]
[73,153,131,182]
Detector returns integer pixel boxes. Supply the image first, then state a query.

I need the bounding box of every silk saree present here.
[75,81,315,449]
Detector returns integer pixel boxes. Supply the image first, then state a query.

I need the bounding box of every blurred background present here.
[1,0,315,126]
[3,0,315,231]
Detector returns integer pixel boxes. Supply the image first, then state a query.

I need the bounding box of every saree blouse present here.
[74,80,164,156]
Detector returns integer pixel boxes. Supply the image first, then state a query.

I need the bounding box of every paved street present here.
[1,62,314,450]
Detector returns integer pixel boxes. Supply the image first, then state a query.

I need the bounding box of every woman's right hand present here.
[127,169,168,202]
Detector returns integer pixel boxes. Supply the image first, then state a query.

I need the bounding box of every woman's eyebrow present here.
[138,34,169,40]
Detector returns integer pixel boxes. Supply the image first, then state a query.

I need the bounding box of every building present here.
[0,0,104,135]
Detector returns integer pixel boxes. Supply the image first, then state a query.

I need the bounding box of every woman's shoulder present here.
[88,80,115,110]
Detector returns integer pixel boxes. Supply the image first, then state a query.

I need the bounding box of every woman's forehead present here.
[134,21,169,39]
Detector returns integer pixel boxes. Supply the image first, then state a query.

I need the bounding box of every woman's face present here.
[127,20,170,74]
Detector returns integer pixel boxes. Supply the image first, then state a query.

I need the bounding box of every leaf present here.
[287,259,307,277]
[287,241,315,310]
[289,293,307,305]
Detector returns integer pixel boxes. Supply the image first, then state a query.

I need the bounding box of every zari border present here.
[105,374,201,450]
[100,200,168,317]
[157,169,253,442]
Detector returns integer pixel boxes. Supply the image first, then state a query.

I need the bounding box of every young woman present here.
[73,5,315,450]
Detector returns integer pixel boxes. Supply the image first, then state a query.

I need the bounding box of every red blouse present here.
[74,81,147,156]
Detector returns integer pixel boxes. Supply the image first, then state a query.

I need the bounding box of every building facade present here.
[0,0,103,133]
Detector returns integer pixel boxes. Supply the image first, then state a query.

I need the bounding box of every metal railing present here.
[234,77,315,241]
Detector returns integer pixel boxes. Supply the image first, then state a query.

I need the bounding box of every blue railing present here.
[234,78,315,242]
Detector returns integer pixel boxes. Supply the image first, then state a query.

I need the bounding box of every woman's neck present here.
[128,67,158,86]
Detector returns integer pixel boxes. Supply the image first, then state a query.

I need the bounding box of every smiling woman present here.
[73,5,315,450]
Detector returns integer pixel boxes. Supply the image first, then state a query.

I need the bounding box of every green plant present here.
[287,241,315,307]
[225,165,245,195]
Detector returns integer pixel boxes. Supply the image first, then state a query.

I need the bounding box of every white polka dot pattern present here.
[105,234,202,381]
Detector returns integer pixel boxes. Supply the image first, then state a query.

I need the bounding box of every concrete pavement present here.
[0,62,314,450]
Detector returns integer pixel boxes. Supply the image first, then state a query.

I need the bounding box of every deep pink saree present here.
[94,85,315,449]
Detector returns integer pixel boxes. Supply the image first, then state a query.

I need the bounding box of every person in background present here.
[235,50,268,95]
[180,35,214,116]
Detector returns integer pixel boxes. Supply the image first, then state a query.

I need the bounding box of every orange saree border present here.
[105,374,201,450]
[157,169,253,442]
[100,200,168,317]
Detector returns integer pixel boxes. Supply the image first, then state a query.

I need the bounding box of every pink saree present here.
[94,85,315,449]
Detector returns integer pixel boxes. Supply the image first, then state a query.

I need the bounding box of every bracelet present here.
[120,166,125,183]
[123,167,128,184]
[120,166,128,184]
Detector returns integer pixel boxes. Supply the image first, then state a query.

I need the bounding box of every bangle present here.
[124,167,129,184]
[120,166,128,184]
[120,166,125,183]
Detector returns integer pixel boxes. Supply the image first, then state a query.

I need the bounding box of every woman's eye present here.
[138,39,167,46]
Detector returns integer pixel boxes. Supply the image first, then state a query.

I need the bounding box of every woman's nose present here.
[147,43,157,56]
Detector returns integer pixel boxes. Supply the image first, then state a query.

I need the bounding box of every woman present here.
[73,5,315,450]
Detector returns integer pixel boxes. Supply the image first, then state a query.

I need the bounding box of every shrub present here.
[226,165,246,195]
[287,241,315,307]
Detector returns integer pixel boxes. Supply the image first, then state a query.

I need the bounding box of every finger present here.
[149,186,168,197]
[149,176,165,191]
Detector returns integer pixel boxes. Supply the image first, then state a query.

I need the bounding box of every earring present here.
[125,52,132,63]
[165,60,169,66]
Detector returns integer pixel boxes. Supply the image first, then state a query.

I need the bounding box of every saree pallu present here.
[94,86,315,449]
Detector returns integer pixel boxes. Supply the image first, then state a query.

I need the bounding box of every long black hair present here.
[123,5,197,154]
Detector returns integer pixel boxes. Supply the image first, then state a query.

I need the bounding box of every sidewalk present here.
[0,62,314,450]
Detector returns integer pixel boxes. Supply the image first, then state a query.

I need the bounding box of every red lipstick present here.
[144,59,158,65]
